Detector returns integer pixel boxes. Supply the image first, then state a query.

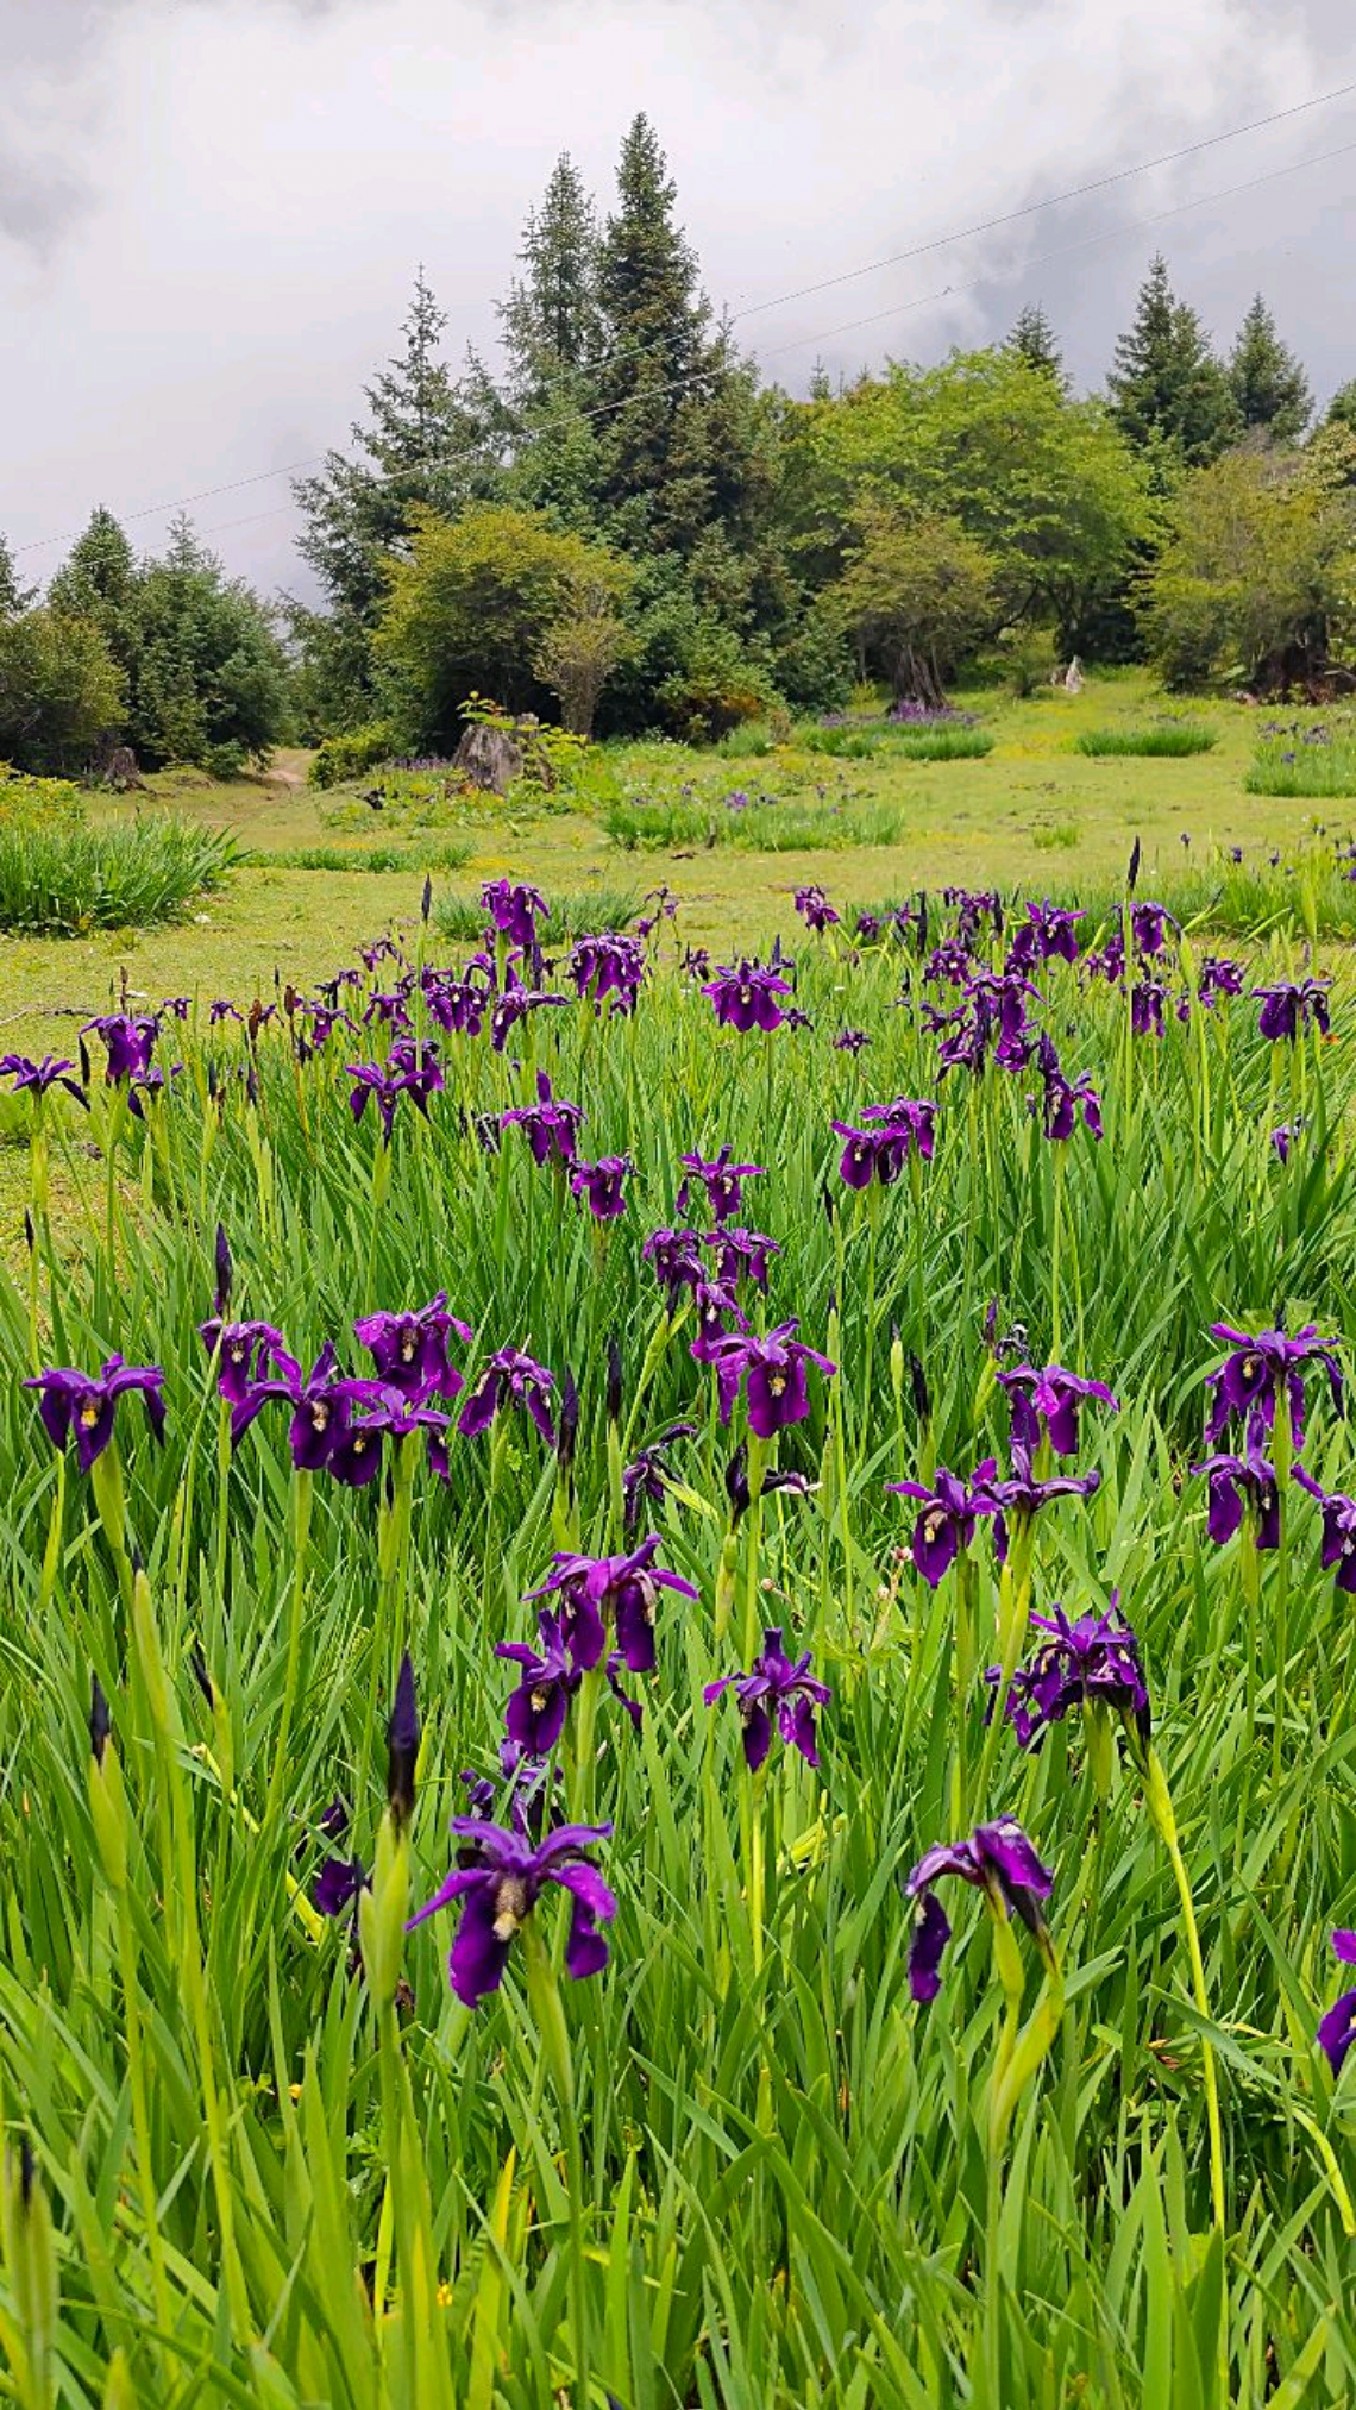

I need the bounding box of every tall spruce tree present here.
[1228,294,1312,442]
[47,507,137,663]
[292,272,510,717]
[591,113,719,548]
[500,154,601,411]
[1007,302,1066,387]
[1108,255,1237,467]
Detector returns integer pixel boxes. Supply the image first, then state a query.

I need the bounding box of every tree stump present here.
[454,724,522,796]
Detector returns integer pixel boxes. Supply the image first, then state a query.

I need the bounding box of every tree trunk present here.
[453,724,523,796]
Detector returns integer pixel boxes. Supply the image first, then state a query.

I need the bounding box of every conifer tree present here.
[47,507,136,657]
[500,154,601,411]
[1228,294,1312,443]
[1007,303,1065,387]
[1108,255,1237,467]
[0,534,34,620]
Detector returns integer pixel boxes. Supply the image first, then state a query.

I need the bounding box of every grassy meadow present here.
[1,670,1356,2404]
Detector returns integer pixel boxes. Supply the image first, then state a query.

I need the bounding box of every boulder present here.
[454,723,522,796]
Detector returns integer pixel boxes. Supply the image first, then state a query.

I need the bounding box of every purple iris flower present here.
[423,970,491,1038]
[690,1278,749,1363]
[313,1853,368,1920]
[209,1000,242,1026]
[1037,1036,1102,1142]
[499,1070,584,1167]
[703,960,793,1033]
[1205,1322,1342,1447]
[887,1462,1000,1586]
[833,1098,936,1187]
[570,932,645,1014]
[642,1226,705,1300]
[983,1446,1101,1558]
[570,1155,632,1220]
[1271,1122,1300,1163]
[924,940,975,988]
[1253,978,1331,1041]
[1293,1469,1356,1592]
[705,1319,836,1439]
[1130,902,1174,958]
[904,1818,1054,2003]
[365,989,411,1032]
[352,1293,472,1403]
[326,1389,452,1487]
[1191,1439,1282,1549]
[457,1346,555,1446]
[703,1227,779,1290]
[1198,955,1245,1005]
[1084,931,1125,985]
[232,1340,352,1468]
[621,1422,698,1531]
[526,1536,698,1674]
[986,1598,1148,1749]
[1007,900,1083,968]
[1318,1930,1356,2074]
[490,972,568,1054]
[199,1318,288,1407]
[676,1146,764,1224]
[498,1612,581,1754]
[347,1043,444,1140]
[482,879,548,949]
[126,1065,182,1119]
[704,1626,831,1771]
[997,1364,1119,1458]
[26,1356,166,1472]
[0,1053,85,1104]
[794,885,840,933]
[833,1028,871,1053]
[159,996,191,1021]
[82,1013,158,1084]
[407,1819,616,2008]
[1130,979,1166,1038]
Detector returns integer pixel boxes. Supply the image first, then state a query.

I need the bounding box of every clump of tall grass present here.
[606,794,903,851]
[0,776,238,932]
[795,722,993,763]
[435,884,644,944]
[1057,846,1356,940]
[256,838,473,874]
[1246,728,1356,798]
[1075,724,1217,758]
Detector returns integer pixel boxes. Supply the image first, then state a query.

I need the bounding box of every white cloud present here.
[1,0,1351,595]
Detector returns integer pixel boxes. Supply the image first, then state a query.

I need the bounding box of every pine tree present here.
[292,272,510,714]
[0,534,34,620]
[1108,255,1237,467]
[500,154,601,411]
[1229,295,1312,443]
[1007,303,1065,387]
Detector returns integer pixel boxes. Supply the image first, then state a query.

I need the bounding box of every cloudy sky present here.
[4,0,1354,601]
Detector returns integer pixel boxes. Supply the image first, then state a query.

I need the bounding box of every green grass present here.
[257,839,474,874]
[1075,724,1218,757]
[795,721,994,762]
[0,810,239,934]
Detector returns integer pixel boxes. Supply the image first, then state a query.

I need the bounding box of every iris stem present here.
[1144,1746,1226,2233]
[265,1469,312,1831]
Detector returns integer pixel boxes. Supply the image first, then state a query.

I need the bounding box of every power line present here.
[12,73,1356,560]
[183,126,1356,550]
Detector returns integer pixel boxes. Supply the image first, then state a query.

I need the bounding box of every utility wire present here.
[181,127,1356,548]
[12,73,1356,558]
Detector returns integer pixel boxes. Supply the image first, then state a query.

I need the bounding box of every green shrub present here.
[1074,724,1217,757]
[0,777,238,932]
[308,723,396,789]
[1245,733,1356,798]
[202,740,249,782]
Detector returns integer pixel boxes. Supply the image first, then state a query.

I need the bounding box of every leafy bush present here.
[0,609,124,775]
[0,775,238,931]
[1075,724,1217,757]
[308,723,396,789]
[1245,728,1356,797]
